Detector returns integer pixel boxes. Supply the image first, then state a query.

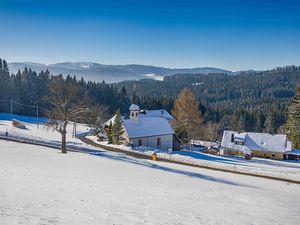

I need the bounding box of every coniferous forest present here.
[117,66,300,136]
[1,57,300,140]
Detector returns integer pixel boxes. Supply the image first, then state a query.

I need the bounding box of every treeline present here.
[1,56,300,139]
[0,58,131,118]
[117,66,300,136]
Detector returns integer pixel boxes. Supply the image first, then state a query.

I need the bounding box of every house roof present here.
[284,149,300,156]
[123,117,174,138]
[221,130,290,153]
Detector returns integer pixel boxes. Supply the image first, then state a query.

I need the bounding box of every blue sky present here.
[0,0,299,71]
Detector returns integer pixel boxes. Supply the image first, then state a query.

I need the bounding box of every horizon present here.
[1,0,300,71]
[7,60,300,73]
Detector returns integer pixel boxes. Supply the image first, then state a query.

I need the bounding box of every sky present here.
[0,0,299,71]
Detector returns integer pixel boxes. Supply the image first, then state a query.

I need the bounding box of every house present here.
[105,104,180,151]
[221,130,292,160]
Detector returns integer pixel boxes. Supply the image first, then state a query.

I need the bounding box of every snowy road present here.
[1,140,300,225]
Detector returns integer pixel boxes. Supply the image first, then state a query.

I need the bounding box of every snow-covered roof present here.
[129,104,140,111]
[221,130,290,153]
[234,133,246,141]
[123,117,174,138]
[284,149,300,156]
[140,109,174,121]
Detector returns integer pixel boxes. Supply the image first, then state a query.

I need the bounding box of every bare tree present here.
[83,105,109,135]
[45,77,88,153]
[202,121,219,142]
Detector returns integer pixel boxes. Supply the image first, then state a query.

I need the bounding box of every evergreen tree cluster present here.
[1,57,300,142]
[287,85,300,148]
[0,58,131,117]
[117,66,300,135]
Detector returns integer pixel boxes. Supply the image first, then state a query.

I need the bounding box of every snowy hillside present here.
[1,141,300,225]
[0,113,90,148]
[1,113,300,182]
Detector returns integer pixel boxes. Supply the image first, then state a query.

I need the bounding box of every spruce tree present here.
[171,88,203,143]
[287,85,300,148]
[112,109,124,144]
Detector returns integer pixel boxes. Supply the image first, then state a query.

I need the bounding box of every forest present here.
[117,66,300,136]
[1,57,300,140]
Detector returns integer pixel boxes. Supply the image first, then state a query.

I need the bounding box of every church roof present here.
[129,104,140,111]
[140,109,174,121]
[123,117,174,138]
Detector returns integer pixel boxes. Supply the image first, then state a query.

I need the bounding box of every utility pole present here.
[10,100,13,114]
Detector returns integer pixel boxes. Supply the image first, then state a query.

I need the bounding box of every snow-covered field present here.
[1,140,300,225]
[0,113,91,149]
[88,136,300,182]
[1,113,300,182]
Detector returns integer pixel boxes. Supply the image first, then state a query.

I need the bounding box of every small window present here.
[231,134,234,143]
[157,137,161,146]
[136,112,138,117]
[131,112,134,117]
[138,139,142,146]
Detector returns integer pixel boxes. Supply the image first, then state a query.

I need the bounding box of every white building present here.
[105,104,180,151]
[221,130,292,160]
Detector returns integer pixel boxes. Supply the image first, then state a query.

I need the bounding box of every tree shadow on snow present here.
[77,148,255,188]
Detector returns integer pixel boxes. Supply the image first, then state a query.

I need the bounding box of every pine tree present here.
[0,59,12,112]
[112,109,124,144]
[287,85,300,148]
[171,88,203,143]
[264,107,281,134]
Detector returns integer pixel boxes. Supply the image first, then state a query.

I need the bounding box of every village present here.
[1,0,300,224]
[1,96,300,224]
[1,81,300,224]
[99,103,298,161]
[1,86,300,182]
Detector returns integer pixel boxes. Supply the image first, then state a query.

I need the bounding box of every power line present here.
[0,99,51,129]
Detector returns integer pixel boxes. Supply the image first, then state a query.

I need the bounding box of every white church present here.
[104,104,180,151]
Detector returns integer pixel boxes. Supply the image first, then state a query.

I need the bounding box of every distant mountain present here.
[8,62,236,83]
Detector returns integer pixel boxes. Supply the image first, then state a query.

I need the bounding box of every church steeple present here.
[129,104,140,121]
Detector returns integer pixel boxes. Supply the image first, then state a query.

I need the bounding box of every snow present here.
[285,149,300,156]
[1,140,300,225]
[140,109,174,121]
[129,104,140,111]
[0,113,91,149]
[88,137,300,182]
[123,117,174,138]
[1,113,300,182]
